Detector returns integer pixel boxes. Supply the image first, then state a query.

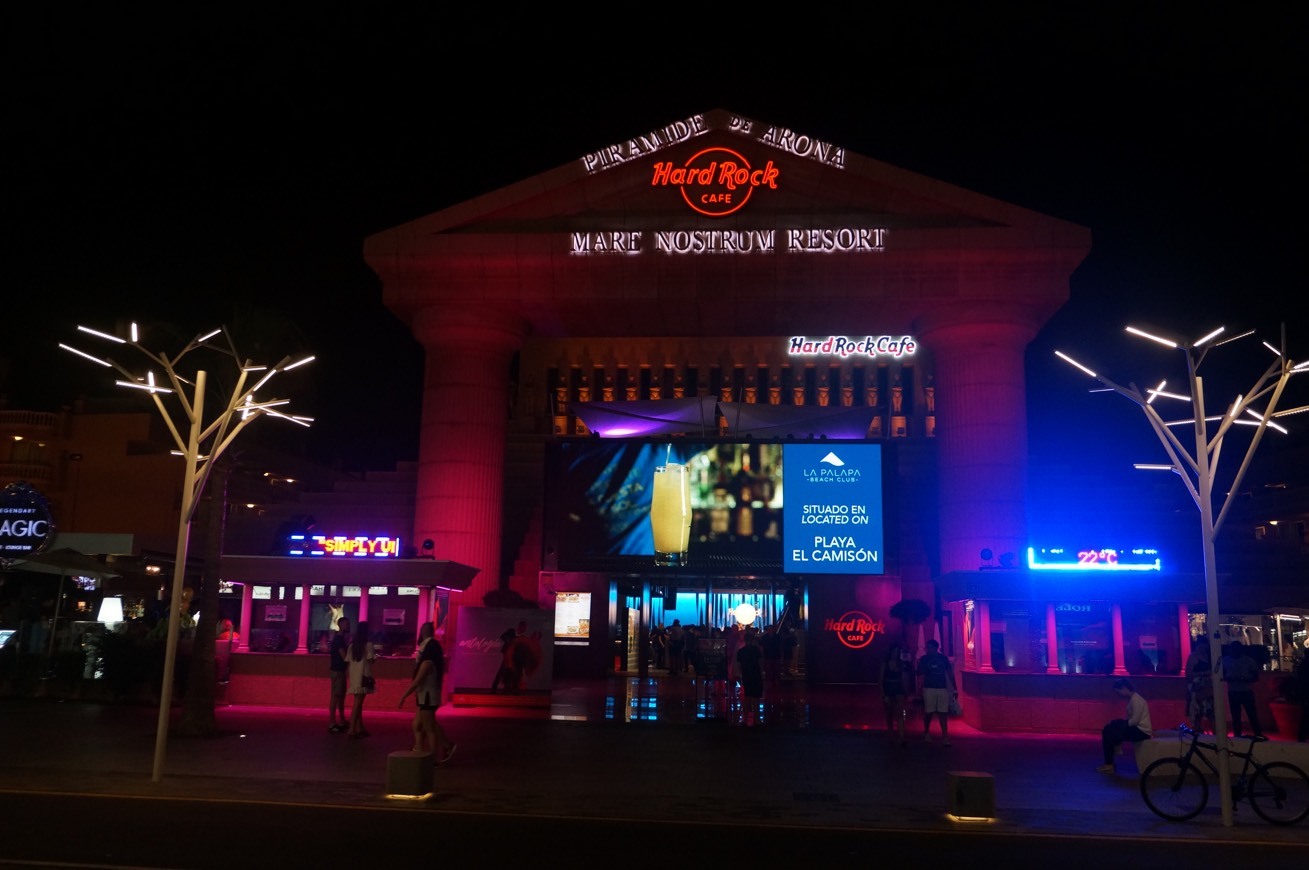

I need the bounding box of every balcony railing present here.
[0,462,55,483]
[0,411,60,432]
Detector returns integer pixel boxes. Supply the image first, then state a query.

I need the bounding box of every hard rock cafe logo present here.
[650,146,779,217]
[825,610,885,650]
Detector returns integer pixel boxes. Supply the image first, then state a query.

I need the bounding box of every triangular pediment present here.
[380,108,1078,237]
[365,108,1090,339]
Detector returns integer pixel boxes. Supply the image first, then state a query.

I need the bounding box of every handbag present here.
[949,694,963,717]
[361,675,375,691]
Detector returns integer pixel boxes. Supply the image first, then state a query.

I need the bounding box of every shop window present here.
[988,604,1047,673]
[1121,603,1181,675]
[1055,603,1113,674]
[248,628,298,653]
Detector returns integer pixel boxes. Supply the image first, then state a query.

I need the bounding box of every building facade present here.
[6,109,1302,731]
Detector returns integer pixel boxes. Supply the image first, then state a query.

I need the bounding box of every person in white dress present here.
[343,620,375,738]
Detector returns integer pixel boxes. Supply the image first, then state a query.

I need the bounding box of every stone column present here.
[296,584,311,653]
[976,600,994,673]
[418,587,433,638]
[1045,603,1061,674]
[1112,603,1129,675]
[410,305,529,633]
[237,583,253,653]
[1178,603,1192,670]
[914,304,1041,575]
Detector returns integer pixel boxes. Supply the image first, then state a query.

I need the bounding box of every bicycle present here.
[1139,723,1309,824]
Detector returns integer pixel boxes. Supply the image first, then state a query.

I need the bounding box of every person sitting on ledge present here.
[1098,677,1152,773]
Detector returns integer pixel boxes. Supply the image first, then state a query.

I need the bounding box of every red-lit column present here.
[1178,603,1191,670]
[237,583,253,652]
[976,600,994,673]
[1046,603,1061,673]
[914,306,1040,574]
[1111,604,1129,675]
[418,588,432,638]
[411,305,529,641]
[297,584,311,653]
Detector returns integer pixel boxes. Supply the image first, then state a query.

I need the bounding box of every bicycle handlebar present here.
[1175,722,1267,752]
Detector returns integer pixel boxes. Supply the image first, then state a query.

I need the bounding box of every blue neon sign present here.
[1026,546,1161,572]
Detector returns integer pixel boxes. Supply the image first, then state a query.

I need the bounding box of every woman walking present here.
[344,620,376,738]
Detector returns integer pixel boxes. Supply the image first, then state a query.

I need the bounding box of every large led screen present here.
[543,439,886,576]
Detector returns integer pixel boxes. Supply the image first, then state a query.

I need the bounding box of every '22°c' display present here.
[544,439,885,576]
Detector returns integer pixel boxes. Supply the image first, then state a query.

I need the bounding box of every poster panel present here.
[451,607,554,704]
[782,443,884,574]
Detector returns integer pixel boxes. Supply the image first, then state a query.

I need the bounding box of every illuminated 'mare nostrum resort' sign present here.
[570,227,888,256]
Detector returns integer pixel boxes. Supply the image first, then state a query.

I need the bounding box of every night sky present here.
[6,8,1304,557]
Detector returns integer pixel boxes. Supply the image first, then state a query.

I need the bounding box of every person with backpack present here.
[916,639,957,745]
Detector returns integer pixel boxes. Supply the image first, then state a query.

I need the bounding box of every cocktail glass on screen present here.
[651,463,691,567]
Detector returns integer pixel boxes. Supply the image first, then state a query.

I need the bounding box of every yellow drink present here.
[651,463,691,566]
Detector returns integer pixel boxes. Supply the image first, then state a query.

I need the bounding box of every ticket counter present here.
[215,554,477,710]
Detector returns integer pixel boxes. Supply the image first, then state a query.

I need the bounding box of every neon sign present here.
[569,228,888,256]
[582,114,708,173]
[0,482,55,557]
[651,146,779,217]
[1027,547,1161,572]
[788,335,917,359]
[825,610,886,649]
[288,534,401,558]
[581,112,847,175]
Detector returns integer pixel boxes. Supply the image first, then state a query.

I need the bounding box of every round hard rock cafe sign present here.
[650,146,780,217]
[0,482,55,560]
[827,610,885,650]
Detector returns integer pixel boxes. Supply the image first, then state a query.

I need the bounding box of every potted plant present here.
[1268,668,1304,739]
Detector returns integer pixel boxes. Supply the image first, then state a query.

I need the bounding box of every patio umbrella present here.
[10,548,121,665]
[11,548,121,579]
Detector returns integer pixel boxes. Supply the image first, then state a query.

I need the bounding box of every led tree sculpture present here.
[1057,323,1306,827]
[61,322,313,783]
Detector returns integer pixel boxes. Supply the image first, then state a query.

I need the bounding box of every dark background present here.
[5,7,1303,562]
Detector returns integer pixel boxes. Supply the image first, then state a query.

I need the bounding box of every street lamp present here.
[1058,323,1307,827]
[61,322,313,783]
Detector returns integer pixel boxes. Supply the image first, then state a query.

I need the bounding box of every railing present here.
[0,411,60,431]
[0,462,54,482]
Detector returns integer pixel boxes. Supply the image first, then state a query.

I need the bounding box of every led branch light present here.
[1057,319,1306,829]
[59,320,314,785]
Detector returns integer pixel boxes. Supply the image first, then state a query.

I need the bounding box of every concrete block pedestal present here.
[385,750,434,800]
[946,770,995,820]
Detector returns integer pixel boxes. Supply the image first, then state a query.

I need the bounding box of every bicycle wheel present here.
[1140,758,1208,821]
[1248,762,1309,825]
